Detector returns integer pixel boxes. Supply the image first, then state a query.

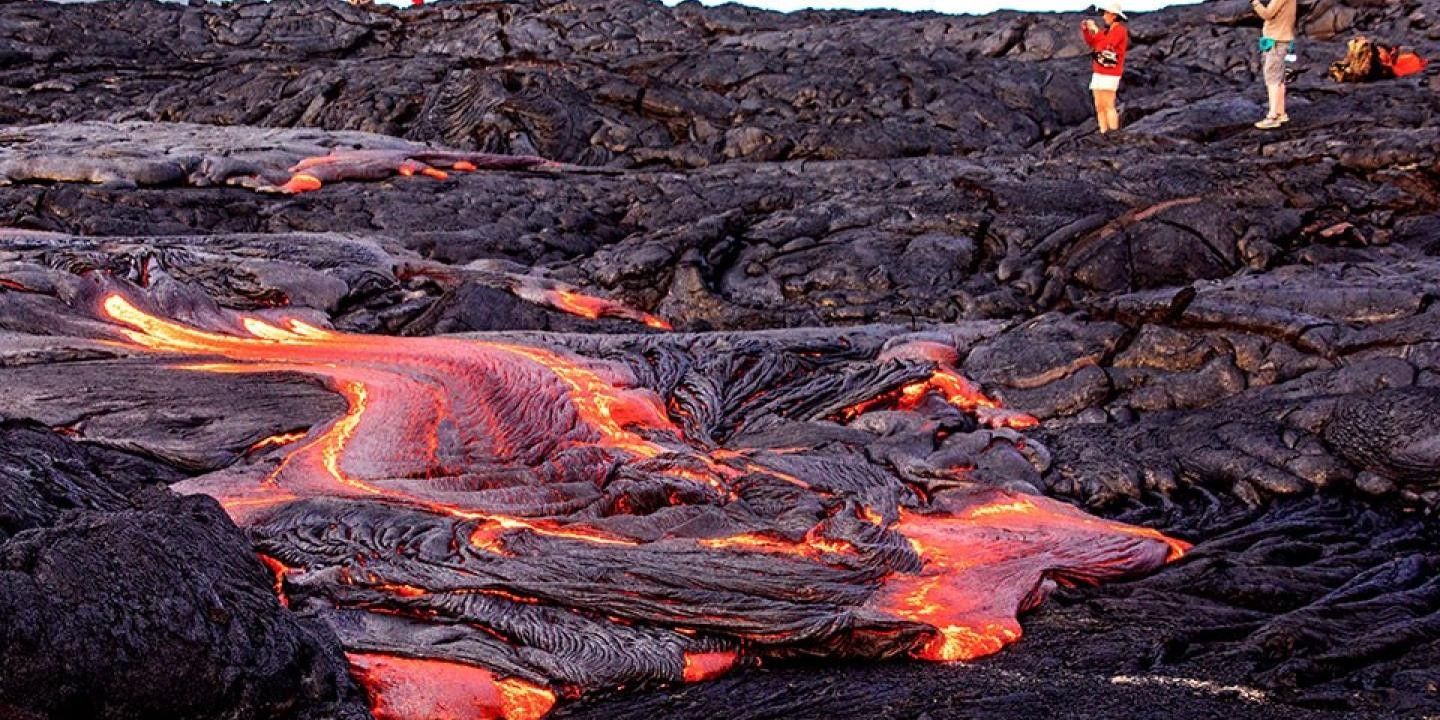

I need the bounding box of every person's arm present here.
[1082,22,1102,49]
[1252,0,1284,21]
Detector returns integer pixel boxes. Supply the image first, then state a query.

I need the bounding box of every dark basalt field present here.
[1,0,1439,718]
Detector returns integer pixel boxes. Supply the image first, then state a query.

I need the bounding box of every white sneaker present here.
[1255,116,1283,130]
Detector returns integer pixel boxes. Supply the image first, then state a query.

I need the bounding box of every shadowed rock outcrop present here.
[0,420,369,720]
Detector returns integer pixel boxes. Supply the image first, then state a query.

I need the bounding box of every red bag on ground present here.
[1389,52,1428,78]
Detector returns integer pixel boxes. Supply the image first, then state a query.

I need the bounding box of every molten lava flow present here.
[841,367,1038,430]
[104,294,681,544]
[700,526,857,561]
[103,294,673,467]
[548,290,606,321]
[279,174,323,194]
[467,514,638,555]
[682,651,739,683]
[875,493,1189,662]
[276,149,550,194]
[543,288,673,331]
[371,583,428,598]
[906,369,1039,429]
[321,380,372,493]
[347,653,555,720]
[396,161,448,181]
[257,553,291,608]
[96,293,1191,719]
[486,342,670,459]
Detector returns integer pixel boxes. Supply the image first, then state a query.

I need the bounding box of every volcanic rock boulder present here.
[0,420,368,720]
[1324,387,1440,499]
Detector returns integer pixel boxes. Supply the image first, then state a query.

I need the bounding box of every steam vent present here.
[2,1,1439,719]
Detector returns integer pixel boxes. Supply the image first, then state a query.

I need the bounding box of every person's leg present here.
[1257,50,1286,128]
[1093,90,1108,133]
[1104,91,1121,132]
[1097,91,1118,132]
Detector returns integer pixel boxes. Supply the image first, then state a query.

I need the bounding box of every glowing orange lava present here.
[546,289,673,331]
[550,290,609,321]
[489,342,670,459]
[97,293,1190,715]
[394,161,449,181]
[102,295,680,546]
[874,493,1188,662]
[279,173,323,193]
[681,651,738,683]
[347,653,555,720]
[467,514,638,553]
[372,583,428,598]
[700,528,856,561]
[840,367,1037,430]
[247,431,307,453]
[257,553,291,608]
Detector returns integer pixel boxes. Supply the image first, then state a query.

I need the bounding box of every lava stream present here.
[104,295,676,544]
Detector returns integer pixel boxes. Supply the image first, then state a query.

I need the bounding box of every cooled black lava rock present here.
[0,421,369,720]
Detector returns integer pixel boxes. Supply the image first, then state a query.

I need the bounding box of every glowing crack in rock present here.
[247,431,308,453]
[99,294,1187,720]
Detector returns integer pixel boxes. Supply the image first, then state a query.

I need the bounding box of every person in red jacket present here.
[1081,2,1129,134]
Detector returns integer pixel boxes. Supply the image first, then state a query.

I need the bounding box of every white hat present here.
[1099,1,1128,19]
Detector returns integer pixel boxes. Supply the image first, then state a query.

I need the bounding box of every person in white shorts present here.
[1082,2,1130,134]
[1252,0,1297,129]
